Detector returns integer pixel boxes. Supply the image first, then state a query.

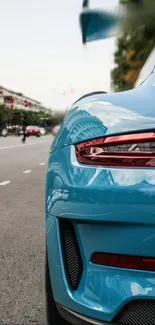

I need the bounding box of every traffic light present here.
[10,97,14,108]
[24,100,28,107]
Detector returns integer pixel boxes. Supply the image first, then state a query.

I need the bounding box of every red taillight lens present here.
[92,253,155,272]
[75,132,155,167]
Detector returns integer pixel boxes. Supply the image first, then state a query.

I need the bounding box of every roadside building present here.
[0,85,49,113]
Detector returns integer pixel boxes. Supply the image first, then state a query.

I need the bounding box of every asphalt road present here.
[0,135,53,324]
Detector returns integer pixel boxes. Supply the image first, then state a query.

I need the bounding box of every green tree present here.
[0,103,62,132]
[0,105,13,127]
[12,109,24,125]
[111,0,155,91]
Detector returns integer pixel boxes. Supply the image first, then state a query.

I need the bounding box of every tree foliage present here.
[0,103,65,132]
[111,0,155,91]
[0,105,13,125]
[0,105,54,128]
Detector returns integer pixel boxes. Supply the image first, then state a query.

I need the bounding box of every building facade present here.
[0,86,49,113]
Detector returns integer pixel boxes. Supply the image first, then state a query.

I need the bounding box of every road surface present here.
[0,135,53,324]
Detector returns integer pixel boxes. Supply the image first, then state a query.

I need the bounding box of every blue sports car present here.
[45,5,155,325]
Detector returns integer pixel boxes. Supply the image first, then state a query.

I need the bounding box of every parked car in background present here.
[17,127,23,136]
[39,127,46,135]
[26,126,41,137]
[0,127,8,137]
[52,125,60,136]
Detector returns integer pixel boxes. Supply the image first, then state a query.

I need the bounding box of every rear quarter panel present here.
[51,77,155,152]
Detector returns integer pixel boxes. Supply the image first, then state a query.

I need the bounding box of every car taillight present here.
[75,131,155,167]
[91,252,155,271]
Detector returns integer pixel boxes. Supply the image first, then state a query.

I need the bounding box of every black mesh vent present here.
[115,300,155,325]
[59,219,83,290]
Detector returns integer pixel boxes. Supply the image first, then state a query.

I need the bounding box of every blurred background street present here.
[0,136,52,324]
[0,0,155,323]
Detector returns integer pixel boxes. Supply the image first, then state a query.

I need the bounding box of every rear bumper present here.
[46,145,155,323]
[46,216,155,323]
[56,304,116,325]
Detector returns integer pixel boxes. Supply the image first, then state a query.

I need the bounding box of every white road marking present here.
[39,162,45,166]
[23,170,32,174]
[0,180,11,186]
[0,138,52,151]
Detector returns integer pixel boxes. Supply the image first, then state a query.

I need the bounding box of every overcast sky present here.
[0,0,118,110]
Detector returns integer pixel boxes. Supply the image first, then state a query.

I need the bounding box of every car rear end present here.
[26,126,31,136]
[46,128,155,325]
[0,127,8,137]
[39,127,46,135]
[35,127,41,137]
[26,126,40,136]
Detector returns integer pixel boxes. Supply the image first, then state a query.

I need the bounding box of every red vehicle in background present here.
[26,126,41,137]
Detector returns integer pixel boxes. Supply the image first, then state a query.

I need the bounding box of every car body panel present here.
[46,215,155,322]
[39,127,46,135]
[135,48,155,88]
[46,70,155,323]
[0,128,8,137]
[47,217,155,322]
[51,73,155,153]
[46,145,155,225]
[26,125,40,136]
[46,143,155,322]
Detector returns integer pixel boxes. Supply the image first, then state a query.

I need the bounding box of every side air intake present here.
[59,219,83,290]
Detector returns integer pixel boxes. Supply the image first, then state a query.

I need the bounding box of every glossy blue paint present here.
[51,71,155,153]
[46,145,155,223]
[46,71,155,323]
[46,216,155,322]
[46,145,155,321]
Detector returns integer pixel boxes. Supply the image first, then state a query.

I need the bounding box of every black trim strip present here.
[56,303,119,325]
